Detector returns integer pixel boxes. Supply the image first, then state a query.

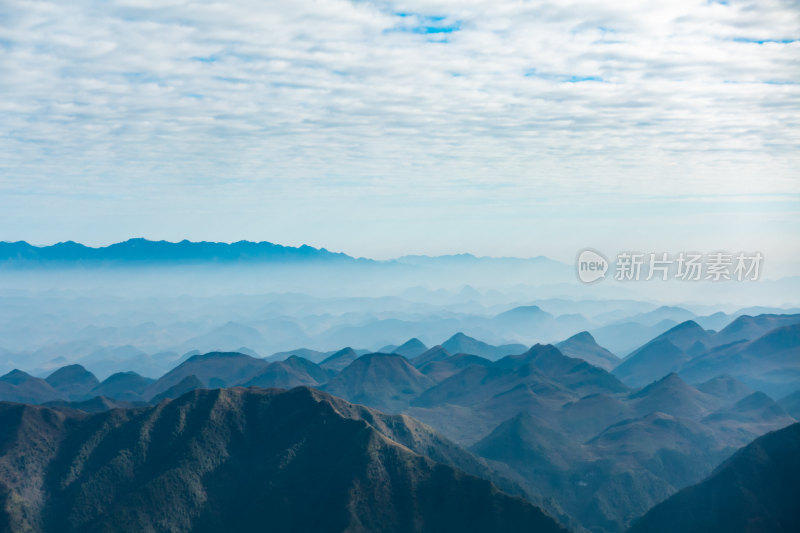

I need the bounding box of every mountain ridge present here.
[628,422,800,533]
[0,239,359,265]
[0,386,568,533]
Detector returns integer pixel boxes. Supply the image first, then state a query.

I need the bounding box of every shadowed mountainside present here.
[0,386,568,533]
[627,423,800,533]
[1,318,798,533]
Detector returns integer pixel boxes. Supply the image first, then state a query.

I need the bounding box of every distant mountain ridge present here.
[0,239,577,268]
[0,238,357,265]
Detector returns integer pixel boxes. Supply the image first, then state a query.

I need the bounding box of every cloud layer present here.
[0,0,798,260]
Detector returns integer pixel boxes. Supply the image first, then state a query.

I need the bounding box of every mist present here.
[1,249,797,379]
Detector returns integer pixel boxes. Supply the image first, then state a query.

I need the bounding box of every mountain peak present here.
[670,319,704,332]
[322,353,435,412]
[496,305,547,317]
[45,364,96,383]
[720,314,756,333]
[563,331,597,345]
[327,347,356,359]
[319,347,359,372]
[732,391,778,411]
[184,351,258,364]
[0,386,568,533]
[555,331,620,371]
[102,370,147,383]
[150,375,204,403]
[613,338,690,388]
[44,364,100,398]
[441,333,526,361]
[626,371,721,419]
[697,374,753,402]
[521,343,566,361]
[493,343,564,368]
[397,337,425,349]
[648,320,710,352]
[412,345,452,368]
[630,372,689,398]
[652,370,684,384]
[390,338,428,358]
[0,369,35,385]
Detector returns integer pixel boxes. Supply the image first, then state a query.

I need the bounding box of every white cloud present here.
[0,0,798,256]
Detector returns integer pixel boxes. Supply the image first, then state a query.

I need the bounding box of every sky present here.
[0,0,799,271]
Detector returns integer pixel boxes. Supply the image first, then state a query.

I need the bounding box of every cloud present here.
[0,0,798,256]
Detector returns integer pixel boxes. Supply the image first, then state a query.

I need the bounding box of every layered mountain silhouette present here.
[146,351,270,397]
[441,333,526,361]
[241,355,334,389]
[0,239,354,265]
[0,317,798,533]
[415,363,796,532]
[612,337,688,387]
[4,238,800,533]
[320,347,360,372]
[628,422,800,533]
[703,391,797,443]
[589,319,680,356]
[43,395,138,412]
[407,344,631,450]
[680,323,800,398]
[378,338,428,358]
[779,389,800,419]
[495,344,627,394]
[612,321,710,387]
[418,353,493,382]
[267,347,328,362]
[413,357,572,410]
[696,374,754,405]
[607,317,800,399]
[0,387,567,533]
[492,305,554,329]
[555,331,619,371]
[0,370,64,404]
[710,313,800,347]
[472,407,729,533]
[411,345,452,368]
[322,353,435,412]
[180,322,268,355]
[149,374,204,403]
[43,364,99,398]
[90,371,153,401]
[628,373,718,419]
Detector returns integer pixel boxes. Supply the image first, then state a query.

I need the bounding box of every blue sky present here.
[0,0,798,273]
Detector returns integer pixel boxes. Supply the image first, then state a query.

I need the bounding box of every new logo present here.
[576,249,608,284]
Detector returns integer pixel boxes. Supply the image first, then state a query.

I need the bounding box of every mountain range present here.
[628,422,800,533]
[0,386,568,533]
[0,311,798,532]
[0,239,356,265]
[611,316,800,398]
